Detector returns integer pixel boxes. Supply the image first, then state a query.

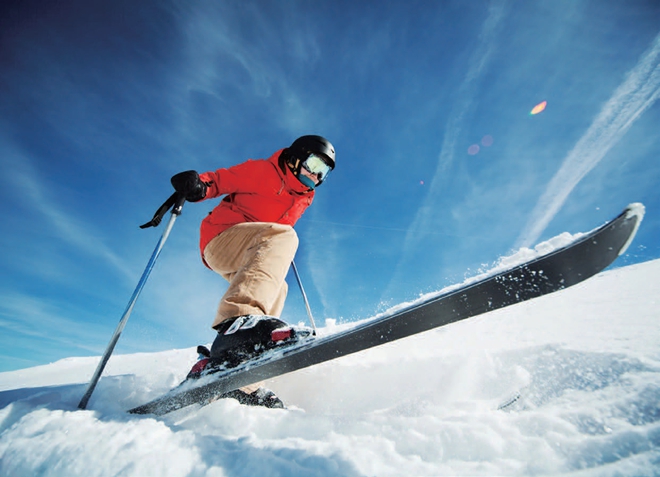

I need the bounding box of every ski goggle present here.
[301,153,333,181]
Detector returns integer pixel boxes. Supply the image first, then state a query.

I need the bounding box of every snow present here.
[1,258,659,476]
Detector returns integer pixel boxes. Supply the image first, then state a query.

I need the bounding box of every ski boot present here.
[185,345,212,380]
[209,315,311,369]
[184,342,286,409]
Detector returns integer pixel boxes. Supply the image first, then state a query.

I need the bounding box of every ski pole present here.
[291,260,318,336]
[78,193,186,410]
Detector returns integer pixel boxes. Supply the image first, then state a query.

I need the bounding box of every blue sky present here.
[1,0,659,373]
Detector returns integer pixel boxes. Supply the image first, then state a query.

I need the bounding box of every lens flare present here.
[530,101,547,115]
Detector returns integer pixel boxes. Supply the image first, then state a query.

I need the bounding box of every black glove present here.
[171,170,208,202]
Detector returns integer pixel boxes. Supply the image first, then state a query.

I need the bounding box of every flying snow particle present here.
[530,101,547,115]
[481,135,494,147]
[468,144,480,155]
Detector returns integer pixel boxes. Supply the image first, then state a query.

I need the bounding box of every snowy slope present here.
[1,259,659,476]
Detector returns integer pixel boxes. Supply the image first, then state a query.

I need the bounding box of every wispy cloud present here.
[516,31,660,248]
[382,0,509,299]
[430,0,509,182]
[0,292,109,355]
[177,3,326,138]
[301,213,344,320]
[0,142,136,284]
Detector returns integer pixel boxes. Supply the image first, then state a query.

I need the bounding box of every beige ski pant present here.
[203,222,299,330]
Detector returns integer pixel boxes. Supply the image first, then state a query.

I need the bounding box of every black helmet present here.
[289,135,335,169]
[282,135,335,188]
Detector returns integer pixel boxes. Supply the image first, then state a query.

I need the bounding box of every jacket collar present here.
[268,149,315,195]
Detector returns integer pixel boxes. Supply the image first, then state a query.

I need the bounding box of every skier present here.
[170,135,335,408]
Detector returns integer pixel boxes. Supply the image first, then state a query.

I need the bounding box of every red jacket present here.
[197,150,314,266]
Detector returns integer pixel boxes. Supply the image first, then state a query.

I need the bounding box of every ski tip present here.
[619,203,645,256]
[625,202,645,222]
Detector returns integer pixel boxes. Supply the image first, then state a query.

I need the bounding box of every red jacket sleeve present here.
[199,159,273,199]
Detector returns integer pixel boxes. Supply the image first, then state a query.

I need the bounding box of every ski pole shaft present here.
[78,195,186,410]
[291,260,317,336]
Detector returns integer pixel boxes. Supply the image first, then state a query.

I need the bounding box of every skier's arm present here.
[176,156,282,202]
[199,160,270,199]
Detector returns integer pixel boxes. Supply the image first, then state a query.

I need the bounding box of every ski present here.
[129,203,644,416]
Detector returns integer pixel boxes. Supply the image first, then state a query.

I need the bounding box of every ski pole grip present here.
[140,193,184,228]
